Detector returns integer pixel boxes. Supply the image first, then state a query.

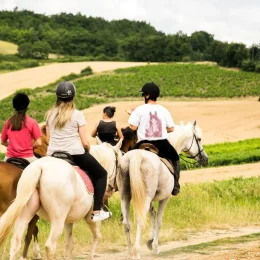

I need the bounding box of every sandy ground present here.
[82,98,260,145]
[0,61,148,100]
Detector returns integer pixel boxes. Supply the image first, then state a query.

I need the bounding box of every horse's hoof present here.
[147,239,153,250]
[153,248,160,255]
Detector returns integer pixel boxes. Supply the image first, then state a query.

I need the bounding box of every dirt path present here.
[0,61,148,100]
[87,226,260,260]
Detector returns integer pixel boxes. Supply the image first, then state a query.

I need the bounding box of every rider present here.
[1,93,42,162]
[128,82,181,196]
[45,81,111,222]
[91,106,123,145]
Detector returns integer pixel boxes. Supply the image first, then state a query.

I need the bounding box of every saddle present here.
[51,151,94,194]
[139,143,174,174]
[6,158,30,170]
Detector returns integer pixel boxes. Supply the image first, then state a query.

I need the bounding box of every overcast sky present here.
[1,0,260,46]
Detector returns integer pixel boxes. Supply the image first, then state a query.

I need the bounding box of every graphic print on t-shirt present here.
[145,111,162,138]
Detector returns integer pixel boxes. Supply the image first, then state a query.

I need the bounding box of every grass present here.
[0,40,18,54]
[181,138,260,170]
[2,177,260,258]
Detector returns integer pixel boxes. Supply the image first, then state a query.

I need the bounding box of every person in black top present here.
[91,106,123,145]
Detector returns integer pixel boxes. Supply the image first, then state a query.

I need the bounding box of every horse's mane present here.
[90,142,114,169]
[34,124,49,157]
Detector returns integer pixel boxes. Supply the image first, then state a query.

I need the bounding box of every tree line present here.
[0,9,260,72]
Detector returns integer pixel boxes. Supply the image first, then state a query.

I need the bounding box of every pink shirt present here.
[1,115,42,158]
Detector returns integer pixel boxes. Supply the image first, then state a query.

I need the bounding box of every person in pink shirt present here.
[1,93,42,163]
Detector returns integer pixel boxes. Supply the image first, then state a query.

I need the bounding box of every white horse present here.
[117,120,208,260]
[0,140,122,260]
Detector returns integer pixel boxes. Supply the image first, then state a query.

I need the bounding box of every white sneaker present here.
[91,208,112,222]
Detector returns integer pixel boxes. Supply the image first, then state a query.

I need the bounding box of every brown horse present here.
[0,125,48,259]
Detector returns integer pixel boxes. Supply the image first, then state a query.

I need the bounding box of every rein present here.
[180,133,204,164]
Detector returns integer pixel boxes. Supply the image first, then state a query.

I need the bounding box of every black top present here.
[97,120,117,145]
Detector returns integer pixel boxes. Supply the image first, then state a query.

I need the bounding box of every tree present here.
[31,41,51,59]
[18,42,32,58]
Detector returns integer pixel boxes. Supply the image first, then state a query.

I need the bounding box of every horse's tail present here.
[129,151,147,227]
[0,161,42,248]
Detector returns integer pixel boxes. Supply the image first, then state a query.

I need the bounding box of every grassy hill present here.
[0,63,260,129]
[0,40,18,55]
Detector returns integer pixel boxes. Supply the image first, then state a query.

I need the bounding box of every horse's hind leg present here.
[65,223,74,260]
[10,191,40,260]
[151,198,169,255]
[85,214,102,260]
[147,203,156,251]
[21,215,41,260]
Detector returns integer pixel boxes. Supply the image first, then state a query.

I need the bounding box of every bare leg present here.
[85,213,102,260]
[65,223,73,260]
[10,191,40,260]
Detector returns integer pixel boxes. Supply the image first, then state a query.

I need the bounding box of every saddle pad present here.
[73,166,94,195]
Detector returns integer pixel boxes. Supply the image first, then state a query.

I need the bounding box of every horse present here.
[0,125,48,260]
[117,120,209,259]
[0,140,123,260]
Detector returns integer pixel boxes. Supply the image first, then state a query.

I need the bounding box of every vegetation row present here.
[1,63,260,131]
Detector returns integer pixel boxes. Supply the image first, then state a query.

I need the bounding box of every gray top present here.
[47,109,86,156]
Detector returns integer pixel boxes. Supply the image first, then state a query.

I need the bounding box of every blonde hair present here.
[46,99,75,129]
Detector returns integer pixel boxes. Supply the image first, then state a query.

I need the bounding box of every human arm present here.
[91,122,98,137]
[79,124,90,152]
[116,123,123,139]
[128,106,140,131]
[129,124,138,131]
[1,140,8,147]
[166,126,174,133]
[1,121,9,147]
[33,137,42,148]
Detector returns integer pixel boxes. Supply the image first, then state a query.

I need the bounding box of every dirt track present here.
[0,61,148,100]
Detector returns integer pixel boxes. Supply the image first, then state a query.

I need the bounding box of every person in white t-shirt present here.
[128,82,181,196]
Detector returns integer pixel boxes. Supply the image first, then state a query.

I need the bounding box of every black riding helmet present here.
[12,93,30,111]
[56,81,76,99]
[139,82,160,100]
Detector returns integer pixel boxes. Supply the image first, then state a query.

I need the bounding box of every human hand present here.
[125,107,135,115]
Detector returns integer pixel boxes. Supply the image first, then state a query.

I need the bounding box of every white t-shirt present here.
[47,109,86,155]
[128,104,174,141]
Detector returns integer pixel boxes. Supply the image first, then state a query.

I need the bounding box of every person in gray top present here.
[45,81,111,222]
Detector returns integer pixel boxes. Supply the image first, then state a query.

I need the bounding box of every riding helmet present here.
[139,82,160,99]
[12,93,30,111]
[56,81,76,99]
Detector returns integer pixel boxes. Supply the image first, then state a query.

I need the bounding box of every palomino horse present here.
[117,120,209,259]
[0,140,123,260]
[0,126,48,259]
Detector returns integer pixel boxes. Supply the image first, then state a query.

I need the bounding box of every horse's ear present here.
[193,120,197,129]
[115,138,123,149]
[96,137,103,145]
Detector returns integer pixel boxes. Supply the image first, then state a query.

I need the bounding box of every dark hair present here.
[103,106,116,118]
[9,93,30,130]
[139,82,160,101]
[8,110,27,131]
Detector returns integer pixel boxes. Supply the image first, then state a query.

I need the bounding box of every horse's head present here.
[168,120,208,166]
[182,120,208,166]
[121,127,137,153]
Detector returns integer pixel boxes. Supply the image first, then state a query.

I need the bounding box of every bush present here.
[20,60,39,68]
[241,59,256,72]
[80,66,93,74]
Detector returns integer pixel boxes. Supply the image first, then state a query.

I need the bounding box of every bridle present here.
[180,133,204,164]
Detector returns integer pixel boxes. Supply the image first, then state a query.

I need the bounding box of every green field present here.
[1,63,260,131]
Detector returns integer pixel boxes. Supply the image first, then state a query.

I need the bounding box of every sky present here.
[1,0,260,46]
